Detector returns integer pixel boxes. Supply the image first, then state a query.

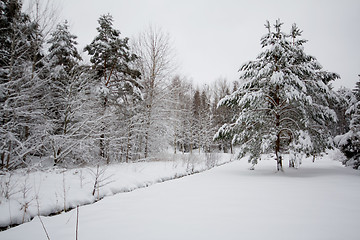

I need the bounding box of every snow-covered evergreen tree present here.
[332,87,354,135]
[192,88,202,152]
[0,0,48,170]
[353,76,360,101]
[212,78,234,153]
[191,87,215,153]
[199,88,213,152]
[84,14,141,163]
[47,21,81,72]
[214,20,339,171]
[335,75,360,169]
[84,14,141,95]
[45,20,83,165]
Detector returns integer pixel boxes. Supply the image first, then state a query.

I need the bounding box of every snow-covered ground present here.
[1,150,360,240]
[0,152,232,229]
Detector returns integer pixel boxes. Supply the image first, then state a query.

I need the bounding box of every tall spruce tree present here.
[45,20,83,165]
[215,20,339,171]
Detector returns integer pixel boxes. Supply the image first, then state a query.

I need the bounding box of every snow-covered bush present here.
[335,131,360,169]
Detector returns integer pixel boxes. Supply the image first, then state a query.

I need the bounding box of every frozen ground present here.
[1,150,360,240]
[0,152,232,229]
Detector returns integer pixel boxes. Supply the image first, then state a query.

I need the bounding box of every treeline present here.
[0,1,236,170]
[1,1,359,172]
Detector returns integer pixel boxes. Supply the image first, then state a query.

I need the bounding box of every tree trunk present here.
[274,84,283,171]
[126,123,133,163]
[277,156,283,171]
[289,159,295,168]
[144,93,153,159]
[275,132,283,171]
[99,133,105,159]
[144,131,149,158]
[53,148,61,166]
[6,143,11,170]
[1,152,4,170]
[174,134,177,154]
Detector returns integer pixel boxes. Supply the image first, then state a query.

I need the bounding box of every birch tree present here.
[133,25,176,158]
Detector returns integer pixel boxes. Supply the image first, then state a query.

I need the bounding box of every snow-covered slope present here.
[1,150,359,240]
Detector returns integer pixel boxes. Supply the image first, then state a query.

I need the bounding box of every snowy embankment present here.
[0,152,233,229]
[1,149,359,240]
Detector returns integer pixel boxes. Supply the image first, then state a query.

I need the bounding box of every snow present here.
[0,153,232,228]
[1,150,359,240]
[334,130,354,147]
[270,71,284,83]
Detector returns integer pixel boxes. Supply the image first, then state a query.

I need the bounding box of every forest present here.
[1,0,360,237]
[1,0,359,173]
[0,1,239,171]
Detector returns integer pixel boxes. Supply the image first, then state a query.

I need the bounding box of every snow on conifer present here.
[214,20,339,171]
[0,0,49,170]
[44,20,84,166]
[84,14,142,163]
[335,75,360,169]
[84,13,142,102]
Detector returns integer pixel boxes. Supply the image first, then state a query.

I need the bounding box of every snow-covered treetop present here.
[84,13,142,104]
[84,13,140,82]
[47,20,82,72]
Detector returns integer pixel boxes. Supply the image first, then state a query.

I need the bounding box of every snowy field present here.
[1,150,360,240]
[0,152,232,229]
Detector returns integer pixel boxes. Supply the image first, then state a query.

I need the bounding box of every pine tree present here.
[215,20,339,171]
[84,14,141,163]
[335,75,360,169]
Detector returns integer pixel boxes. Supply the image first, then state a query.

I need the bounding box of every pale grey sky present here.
[57,0,359,89]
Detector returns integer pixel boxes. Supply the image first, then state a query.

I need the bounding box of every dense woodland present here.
[1,0,359,171]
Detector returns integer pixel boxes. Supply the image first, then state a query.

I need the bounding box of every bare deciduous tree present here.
[24,0,61,41]
[133,25,177,158]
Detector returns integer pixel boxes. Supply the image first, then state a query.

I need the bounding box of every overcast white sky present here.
[57,0,359,89]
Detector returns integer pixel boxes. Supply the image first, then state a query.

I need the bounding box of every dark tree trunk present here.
[274,84,283,171]
[277,156,283,172]
[100,96,107,161]
[100,133,105,158]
